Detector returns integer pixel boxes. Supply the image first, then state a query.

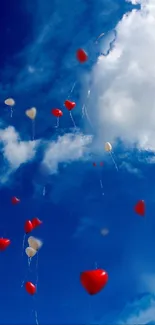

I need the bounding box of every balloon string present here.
[32,120,35,141]
[110,151,118,171]
[56,117,59,128]
[84,106,93,130]
[82,89,94,130]
[34,310,39,325]
[99,179,104,196]
[82,89,90,118]
[35,253,39,290]
[33,297,39,325]
[68,81,76,99]
[28,257,32,267]
[43,186,46,196]
[88,300,93,324]
[82,104,85,118]
[22,234,26,256]
[21,267,29,288]
[10,107,13,118]
[95,261,98,269]
[69,112,76,128]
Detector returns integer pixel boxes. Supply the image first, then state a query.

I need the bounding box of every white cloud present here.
[0,126,38,170]
[88,0,155,152]
[117,294,155,324]
[42,132,92,174]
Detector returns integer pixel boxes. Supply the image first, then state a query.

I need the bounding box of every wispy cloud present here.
[42,132,92,174]
[117,293,155,325]
[120,161,141,175]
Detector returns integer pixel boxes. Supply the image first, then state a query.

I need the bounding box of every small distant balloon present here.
[64,100,76,111]
[104,142,118,171]
[25,281,36,295]
[134,200,145,216]
[11,196,20,205]
[100,228,109,236]
[51,108,63,117]
[4,98,15,117]
[25,107,37,120]
[0,238,11,251]
[93,162,104,167]
[76,49,88,63]
[105,142,112,152]
[4,98,15,106]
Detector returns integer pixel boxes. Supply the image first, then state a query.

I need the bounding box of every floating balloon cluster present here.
[1,46,147,325]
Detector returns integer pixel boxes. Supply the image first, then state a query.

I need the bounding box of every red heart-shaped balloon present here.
[25,282,36,295]
[51,108,63,117]
[31,217,42,229]
[0,238,11,251]
[64,100,76,111]
[24,220,33,234]
[11,196,20,205]
[80,269,108,295]
[76,49,88,63]
[134,200,145,216]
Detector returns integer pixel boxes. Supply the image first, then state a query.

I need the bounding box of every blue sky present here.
[2,0,155,324]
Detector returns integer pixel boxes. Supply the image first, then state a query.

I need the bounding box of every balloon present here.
[105,142,112,152]
[25,247,37,258]
[80,269,108,295]
[24,220,33,234]
[93,162,97,167]
[28,236,43,251]
[25,107,37,120]
[11,196,20,205]
[76,49,88,63]
[25,282,36,295]
[134,200,145,216]
[100,228,109,236]
[64,100,76,111]
[51,109,63,117]
[4,98,15,106]
[31,218,42,229]
[0,238,11,251]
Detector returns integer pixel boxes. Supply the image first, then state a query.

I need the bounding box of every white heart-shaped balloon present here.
[28,236,43,251]
[25,107,37,120]
[25,246,37,258]
[4,98,15,106]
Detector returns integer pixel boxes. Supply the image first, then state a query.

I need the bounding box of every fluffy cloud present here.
[88,0,155,152]
[0,126,92,183]
[42,132,92,174]
[0,126,38,170]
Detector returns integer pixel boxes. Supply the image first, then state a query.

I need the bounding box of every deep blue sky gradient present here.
[2,0,155,324]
